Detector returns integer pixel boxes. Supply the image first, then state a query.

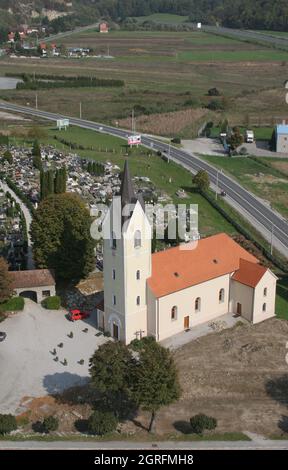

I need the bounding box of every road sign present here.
[57,119,69,130]
[128,134,141,146]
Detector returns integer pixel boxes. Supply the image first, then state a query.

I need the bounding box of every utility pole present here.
[80,101,82,119]
[216,170,219,200]
[131,108,135,134]
[168,144,171,163]
[270,223,274,255]
[35,93,38,110]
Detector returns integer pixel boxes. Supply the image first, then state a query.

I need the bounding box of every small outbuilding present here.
[276,123,288,154]
[10,269,56,303]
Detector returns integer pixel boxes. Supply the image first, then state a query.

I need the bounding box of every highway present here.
[202,25,288,50]
[0,101,287,258]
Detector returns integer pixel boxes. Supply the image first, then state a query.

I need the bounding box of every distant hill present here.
[1,0,287,33]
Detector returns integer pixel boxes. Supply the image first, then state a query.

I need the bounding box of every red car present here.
[68,309,90,322]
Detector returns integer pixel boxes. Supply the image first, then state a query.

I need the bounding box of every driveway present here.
[0,299,109,414]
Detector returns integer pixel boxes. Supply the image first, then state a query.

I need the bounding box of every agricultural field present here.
[1,30,288,137]
[200,154,288,219]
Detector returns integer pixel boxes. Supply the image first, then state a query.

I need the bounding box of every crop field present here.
[1,29,288,137]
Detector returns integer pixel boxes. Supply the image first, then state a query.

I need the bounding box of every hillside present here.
[0,0,288,32]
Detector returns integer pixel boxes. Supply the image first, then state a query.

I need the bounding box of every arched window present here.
[264,287,267,297]
[136,270,140,280]
[134,230,142,248]
[111,231,117,250]
[113,295,116,306]
[136,296,140,306]
[262,303,266,312]
[219,288,225,303]
[171,306,177,321]
[195,297,201,312]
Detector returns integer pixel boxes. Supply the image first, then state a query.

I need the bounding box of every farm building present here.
[99,22,109,33]
[276,123,288,154]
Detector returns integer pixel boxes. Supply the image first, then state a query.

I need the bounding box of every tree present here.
[89,342,134,418]
[87,410,118,435]
[0,257,12,303]
[32,140,41,157]
[42,416,59,433]
[2,150,12,164]
[130,338,180,433]
[228,128,244,150]
[0,414,17,435]
[33,154,43,171]
[208,87,221,96]
[31,193,95,281]
[193,170,210,192]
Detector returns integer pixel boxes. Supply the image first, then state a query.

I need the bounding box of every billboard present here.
[128,134,141,146]
[57,119,69,130]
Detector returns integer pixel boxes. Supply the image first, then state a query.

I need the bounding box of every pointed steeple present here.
[120,160,137,208]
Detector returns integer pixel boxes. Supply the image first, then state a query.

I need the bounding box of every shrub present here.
[87,410,118,436]
[0,414,17,435]
[171,137,181,144]
[239,147,248,155]
[41,296,61,310]
[0,297,24,313]
[208,87,221,96]
[190,414,217,434]
[42,416,59,433]
[207,100,224,111]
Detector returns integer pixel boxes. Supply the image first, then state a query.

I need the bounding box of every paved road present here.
[0,437,288,450]
[44,23,100,43]
[0,179,34,270]
[202,25,288,50]
[0,101,287,258]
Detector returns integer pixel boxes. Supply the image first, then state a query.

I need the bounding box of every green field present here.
[276,276,288,320]
[132,13,189,24]
[178,49,288,62]
[200,155,288,218]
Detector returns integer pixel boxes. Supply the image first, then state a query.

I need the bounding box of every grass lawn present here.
[0,297,24,313]
[178,49,288,62]
[199,154,288,218]
[210,127,273,140]
[276,276,288,320]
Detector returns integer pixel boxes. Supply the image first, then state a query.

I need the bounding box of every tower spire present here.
[120,160,137,208]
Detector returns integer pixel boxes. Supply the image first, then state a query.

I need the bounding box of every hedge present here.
[190,414,217,434]
[0,297,24,313]
[41,296,61,310]
[87,410,118,436]
[0,414,17,435]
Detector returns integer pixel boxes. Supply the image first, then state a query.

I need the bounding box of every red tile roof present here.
[10,269,55,289]
[232,258,268,288]
[147,233,258,298]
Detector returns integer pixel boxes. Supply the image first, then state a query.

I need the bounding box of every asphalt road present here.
[0,101,287,258]
[202,25,288,50]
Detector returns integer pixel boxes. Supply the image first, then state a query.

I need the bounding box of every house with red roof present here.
[98,161,277,344]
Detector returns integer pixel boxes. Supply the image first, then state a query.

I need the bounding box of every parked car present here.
[0,332,7,342]
[220,190,227,197]
[68,309,90,322]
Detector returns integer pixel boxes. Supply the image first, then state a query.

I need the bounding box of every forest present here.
[0,0,288,35]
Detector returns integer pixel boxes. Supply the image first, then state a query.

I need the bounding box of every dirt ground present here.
[156,318,288,437]
[17,318,288,438]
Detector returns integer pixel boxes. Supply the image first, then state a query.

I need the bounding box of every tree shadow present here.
[278,415,288,433]
[32,420,45,433]
[265,374,288,406]
[43,372,89,396]
[74,419,89,433]
[173,420,193,435]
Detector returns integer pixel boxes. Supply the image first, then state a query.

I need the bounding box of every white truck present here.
[245,130,254,143]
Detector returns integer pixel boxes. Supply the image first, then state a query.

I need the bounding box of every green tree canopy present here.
[130,338,180,432]
[0,257,12,303]
[193,170,210,192]
[31,193,95,281]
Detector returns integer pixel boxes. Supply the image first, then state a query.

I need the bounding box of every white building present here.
[97,162,277,344]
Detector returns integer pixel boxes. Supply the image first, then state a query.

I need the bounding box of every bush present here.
[42,416,59,433]
[171,137,181,144]
[208,87,221,96]
[190,414,217,434]
[87,410,118,436]
[0,297,24,313]
[0,414,17,435]
[239,147,248,155]
[41,296,61,310]
[207,100,224,111]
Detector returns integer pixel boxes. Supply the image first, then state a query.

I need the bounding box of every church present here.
[96,161,277,344]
